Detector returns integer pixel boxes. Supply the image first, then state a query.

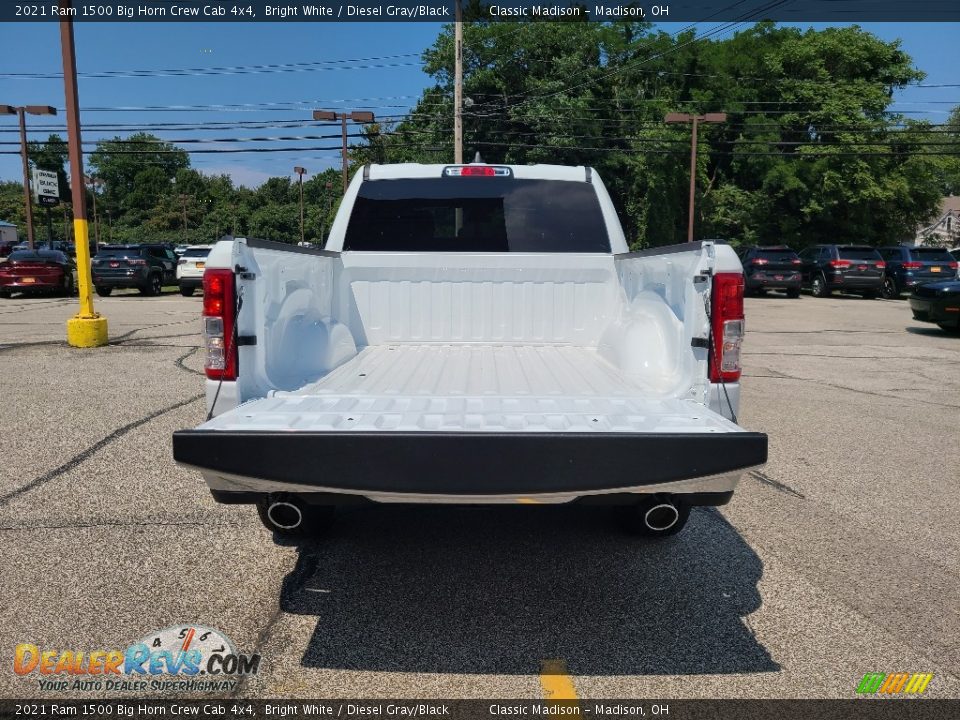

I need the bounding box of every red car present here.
[0,250,75,298]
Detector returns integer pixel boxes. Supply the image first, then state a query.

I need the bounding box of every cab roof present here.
[364,163,592,182]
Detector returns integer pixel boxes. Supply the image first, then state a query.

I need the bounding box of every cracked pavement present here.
[0,288,957,700]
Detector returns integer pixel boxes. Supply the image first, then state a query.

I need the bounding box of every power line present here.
[0,53,424,80]
[467,140,960,157]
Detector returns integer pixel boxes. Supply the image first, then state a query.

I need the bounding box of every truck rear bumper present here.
[172,430,767,502]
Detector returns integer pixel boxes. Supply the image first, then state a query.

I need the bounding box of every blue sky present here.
[0,21,957,188]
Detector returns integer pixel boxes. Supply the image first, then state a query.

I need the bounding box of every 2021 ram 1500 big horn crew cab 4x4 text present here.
[172,163,767,537]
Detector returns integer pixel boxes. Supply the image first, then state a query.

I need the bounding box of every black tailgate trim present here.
[173,431,767,496]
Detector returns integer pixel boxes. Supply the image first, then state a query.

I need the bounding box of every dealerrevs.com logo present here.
[13,625,261,693]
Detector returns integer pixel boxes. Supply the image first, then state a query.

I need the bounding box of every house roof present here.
[940,196,960,216]
[917,196,960,233]
[0,220,17,227]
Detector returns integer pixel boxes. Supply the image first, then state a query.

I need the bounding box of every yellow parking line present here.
[540,659,579,700]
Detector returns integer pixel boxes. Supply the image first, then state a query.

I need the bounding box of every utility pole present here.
[294,166,307,245]
[0,104,57,249]
[312,110,375,194]
[665,112,726,242]
[60,0,108,347]
[178,194,190,243]
[454,0,463,164]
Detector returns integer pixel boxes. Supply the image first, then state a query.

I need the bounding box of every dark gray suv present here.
[91,244,178,297]
[798,244,885,298]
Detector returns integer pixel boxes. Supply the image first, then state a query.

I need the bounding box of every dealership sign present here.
[32,168,60,207]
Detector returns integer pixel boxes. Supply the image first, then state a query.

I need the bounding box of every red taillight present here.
[202,268,236,381]
[875,261,886,269]
[949,262,959,270]
[791,258,802,265]
[750,258,768,265]
[710,272,744,383]
[829,259,851,269]
[902,261,922,269]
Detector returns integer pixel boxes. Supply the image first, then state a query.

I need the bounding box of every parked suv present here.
[176,245,211,296]
[798,244,885,298]
[91,244,177,296]
[739,245,802,297]
[878,245,959,299]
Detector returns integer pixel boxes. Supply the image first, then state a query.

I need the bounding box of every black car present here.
[798,244,885,298]
[739,245,802,297]
[878,245,959,299]
[91,244,177,296]
[909,281,960,331]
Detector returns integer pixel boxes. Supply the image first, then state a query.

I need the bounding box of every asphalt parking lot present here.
[0,289,957,700]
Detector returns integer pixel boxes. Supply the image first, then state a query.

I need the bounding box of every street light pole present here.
[665,112,727,243]
[60,0,108,347]
[312,110,375,194]
[340,116,348,194]
[1,104,57,250]
[294,166,307,245]
[17,109,34,249]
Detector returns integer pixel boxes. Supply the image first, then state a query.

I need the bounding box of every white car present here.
[175,245,211,296]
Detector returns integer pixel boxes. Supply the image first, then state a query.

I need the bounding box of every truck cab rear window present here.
[344,178,611,252]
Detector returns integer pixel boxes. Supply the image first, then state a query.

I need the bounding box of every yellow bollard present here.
[65,218,108,348]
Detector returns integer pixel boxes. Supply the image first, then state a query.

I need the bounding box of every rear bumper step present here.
[173,430,767,496]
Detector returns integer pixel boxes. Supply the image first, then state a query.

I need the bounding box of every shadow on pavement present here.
[906,325,958,336]
[277,505,778,676]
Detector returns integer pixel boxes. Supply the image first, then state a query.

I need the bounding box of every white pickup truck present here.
[172,163,766,538]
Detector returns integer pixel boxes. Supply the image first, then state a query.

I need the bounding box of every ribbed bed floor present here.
[202,345,738,434]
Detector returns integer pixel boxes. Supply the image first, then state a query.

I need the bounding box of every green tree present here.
[0,181,27,234]
[381,21,945,248]
[89,133,189,222]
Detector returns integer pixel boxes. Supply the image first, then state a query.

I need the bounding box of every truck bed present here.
[198,344,736,434]
[174,344,765,500]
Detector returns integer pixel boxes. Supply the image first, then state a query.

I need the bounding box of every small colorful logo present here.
[856,672,934,695]
[13,625,260,693]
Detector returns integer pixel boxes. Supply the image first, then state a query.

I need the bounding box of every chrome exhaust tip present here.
[643,501,680,532]
[266,500,304,530]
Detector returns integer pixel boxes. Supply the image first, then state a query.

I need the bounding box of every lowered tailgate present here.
[173,345,766,499]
